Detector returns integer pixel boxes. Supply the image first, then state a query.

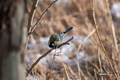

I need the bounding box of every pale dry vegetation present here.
[26,0,120,80]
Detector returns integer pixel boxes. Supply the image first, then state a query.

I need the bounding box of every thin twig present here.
[24,0,39,56]
[90,0,118,80]
[105,0,119,79]
[61,55,70,80]
[74,58,87,80]
[94,69,98,80]
[75,0,98,75]
[76,25,97,79]
[28,0,58,36]
[50,49,57,74]
[62,61,70,80]
[105,0,119,53]
[28,0,39,32]
[27,36,73,76]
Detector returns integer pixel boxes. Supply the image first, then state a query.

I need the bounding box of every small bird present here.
[48,27,73,48]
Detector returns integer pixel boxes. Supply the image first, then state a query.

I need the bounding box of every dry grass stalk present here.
[106,0,119,53]
[76,23,97,79]
[90,0,118,79]
[62,61,70,80]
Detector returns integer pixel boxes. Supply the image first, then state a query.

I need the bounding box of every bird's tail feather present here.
[64,27,73,34]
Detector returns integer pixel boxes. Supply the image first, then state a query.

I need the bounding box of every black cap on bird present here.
[48,27,73,48]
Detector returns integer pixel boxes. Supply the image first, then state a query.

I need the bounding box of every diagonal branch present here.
[27,36,73,76]
[28,0,58,36]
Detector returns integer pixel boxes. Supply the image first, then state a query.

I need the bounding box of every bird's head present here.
[48,41,56,48]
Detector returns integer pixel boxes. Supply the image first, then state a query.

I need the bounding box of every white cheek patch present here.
[52,43,55,46]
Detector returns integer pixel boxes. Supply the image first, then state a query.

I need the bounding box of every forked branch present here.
[28,0,58,36]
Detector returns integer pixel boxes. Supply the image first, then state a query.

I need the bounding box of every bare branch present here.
[27,36,73,76]
[28,0,58,36]
[25,0,39,55]
[28,0,39,33]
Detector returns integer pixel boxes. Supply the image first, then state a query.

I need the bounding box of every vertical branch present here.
[90,0,118,80]
[28,0,39,33]
[24,0,39,54]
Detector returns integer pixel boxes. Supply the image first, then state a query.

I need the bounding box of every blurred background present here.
[26,0,120,80]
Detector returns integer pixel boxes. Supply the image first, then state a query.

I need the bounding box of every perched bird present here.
[48,27,73,48]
